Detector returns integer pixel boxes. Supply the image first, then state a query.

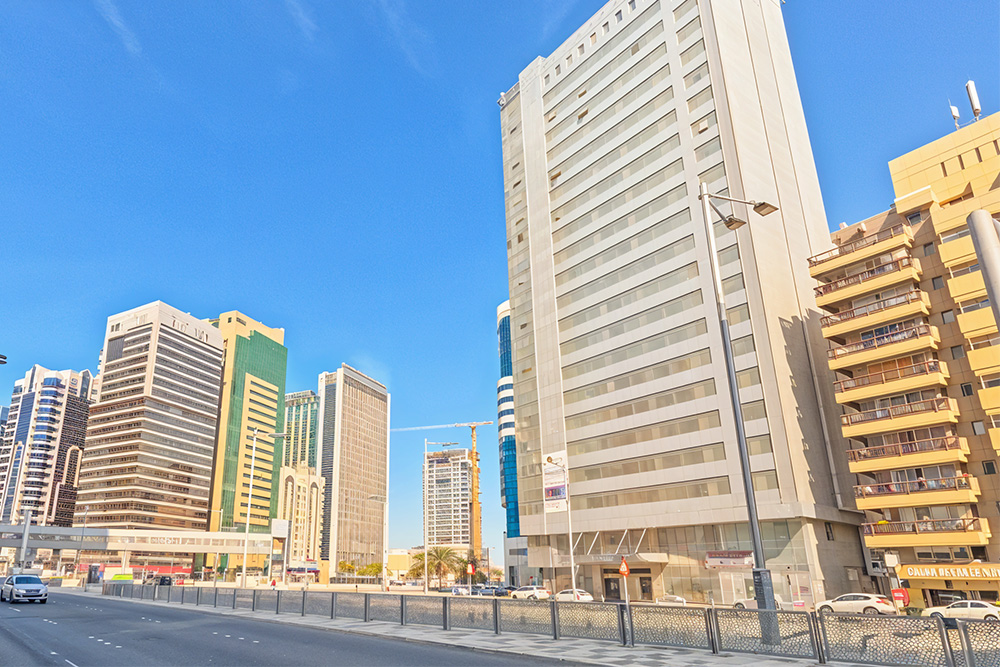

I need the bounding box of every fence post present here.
[401,596,407,626]
[956,620,978,667]
[252,589,257,612]
[276,590,282,614]
[704,608,718,654]
[331,592,337,619]
[816,611,833,663]
[364,593,371,622]
[301,591,307,617]
[625,602,634,648]
[214,587,218,608]
[232,588,238,610]
[807,612,825,663]
[550,600,560,640]
[443,597,451,631]
[618,603,628,646]
[493,598,500,635]
[934,616,957,667]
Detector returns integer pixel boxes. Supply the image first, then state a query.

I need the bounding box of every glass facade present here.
[497,302,519,538]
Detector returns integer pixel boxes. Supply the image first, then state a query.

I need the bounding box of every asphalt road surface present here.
[0,591,578,666]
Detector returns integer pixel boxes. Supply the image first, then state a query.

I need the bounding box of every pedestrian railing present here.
[101,584,999,666]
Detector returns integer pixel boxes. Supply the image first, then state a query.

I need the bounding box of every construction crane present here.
[392,421,493,560]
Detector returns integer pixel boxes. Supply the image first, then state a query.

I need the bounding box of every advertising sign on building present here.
[543,452,568,513]
[891,588,910,606]
[705,550,754,570]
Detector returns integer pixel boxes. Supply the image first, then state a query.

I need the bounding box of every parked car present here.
[470,586,494,596]
[654,594,687,606]
[554,589,593,602]
[816,593,896,615]
[733,594,796,610]
[1,574,48,604]
[450,586,471,596]
[510,586,550,600]
[923,600,1000,622]
[494,586,515,597]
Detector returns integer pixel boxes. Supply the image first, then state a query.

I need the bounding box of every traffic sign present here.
[618,557,629,577]
[466,563,474,575]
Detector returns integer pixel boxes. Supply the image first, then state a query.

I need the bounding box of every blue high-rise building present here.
[496,301,518,538]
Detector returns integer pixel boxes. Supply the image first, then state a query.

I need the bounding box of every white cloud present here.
[369,0,433,76]
[285,0,319,41]
[94,0,142,56]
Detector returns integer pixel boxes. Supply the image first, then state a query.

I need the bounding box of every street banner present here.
[543,451,568,513]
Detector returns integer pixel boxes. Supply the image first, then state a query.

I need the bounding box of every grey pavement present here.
[0,589,580,666]
[44,587,836,666]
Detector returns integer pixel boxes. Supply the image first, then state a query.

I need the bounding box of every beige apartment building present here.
[812,113,1000,608]
[277,463,324,567]
[499,0,865,605]
[425,448,477,554]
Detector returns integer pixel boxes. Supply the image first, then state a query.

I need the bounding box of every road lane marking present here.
[115,646,121,649]
[50,652,58,655]
[65,660,80,667]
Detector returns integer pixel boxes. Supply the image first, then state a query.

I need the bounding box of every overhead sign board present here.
[705,550,754,570]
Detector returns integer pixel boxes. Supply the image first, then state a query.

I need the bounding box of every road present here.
[0,591,578,666]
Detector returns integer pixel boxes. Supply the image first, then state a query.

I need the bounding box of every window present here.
[629,0,636,9]
[942,310,956,324]
[578,45,584,56]
[961,383,974,397]
[825,522,835,541]
[984,461,997,475]
[972,421,987,436]
[555,65,561,75]
[590,33,597,45]
[932,276,945,290]
[907,212,922,225]
[603,22,610,34]
[923,243,936,256]
[616,10,623,22]
[544,74,550,85]
[951,345,966,360]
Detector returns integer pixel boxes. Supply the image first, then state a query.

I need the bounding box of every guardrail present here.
[99,583,996,665]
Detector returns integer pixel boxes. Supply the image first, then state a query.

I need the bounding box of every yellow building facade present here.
[812,113,1000,608]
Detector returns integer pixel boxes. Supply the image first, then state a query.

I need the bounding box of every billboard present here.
[543,451,568,513]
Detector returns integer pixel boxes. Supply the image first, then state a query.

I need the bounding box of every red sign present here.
[467,564,475,575]
[891,588,909,606]
[619,558,630,577]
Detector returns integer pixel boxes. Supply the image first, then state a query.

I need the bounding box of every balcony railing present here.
[828,323,933,360]
[855,475,974,499]
[814,257,917,298]
[840,397,954,427]
[834,360,943,393]
[821,291,925,328]
[808,224,910,267]
[863,517,982,536]
[846,436,962,463]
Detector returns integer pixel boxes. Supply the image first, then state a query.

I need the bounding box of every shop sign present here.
[891,588,910,606]
[898,563,1000,580]
[705,550,754,570]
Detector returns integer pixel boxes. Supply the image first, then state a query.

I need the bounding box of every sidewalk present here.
[55,588,826,667]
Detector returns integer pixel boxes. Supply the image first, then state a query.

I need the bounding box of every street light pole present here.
[74,505,90,584]
[241,429,285,589]
[545,456,577,599]
[697,181,778,611]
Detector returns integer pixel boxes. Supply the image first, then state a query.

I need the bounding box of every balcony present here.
[815,257,921,309]
[862,517,991,548]
[820,291,930,339]
[957,306,998,339]
[968,340,1000,376]
[947,269,987,303]
[809,224,913,277]
[980,385,1000,416]
[939,234,976,269]
[827,324,939,371]
[840,397,958,438]
[990,428,1000,456]
[834,360,948,404]
[854,475,980,510]
[846,436,969,474]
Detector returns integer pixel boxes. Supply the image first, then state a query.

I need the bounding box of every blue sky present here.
[1,1,997,556]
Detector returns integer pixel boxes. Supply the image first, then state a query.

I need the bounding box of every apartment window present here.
[555,65,561,75]
[603,22,610,34]
[931,276,945,290]
[629,0,636,9]
[941,310,956,324]
[984,461,997,475]
[825,522,835,541]
[951,345,966,360]
[544,74,550,85]
[961,383,974,397]
[590,32,597,45]
[616,10,623,22]
[566,55,572,67]
[578,45,584,56]
[907,212,922,225]
[972,421,987,435]
[923,242,936,256]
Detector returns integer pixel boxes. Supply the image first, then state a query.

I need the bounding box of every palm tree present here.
[426,547,460,588]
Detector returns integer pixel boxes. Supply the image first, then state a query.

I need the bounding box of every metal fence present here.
[100,584,999,665]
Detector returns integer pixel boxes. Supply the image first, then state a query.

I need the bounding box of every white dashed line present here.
[239,637,244,640]
[225,634,231,638]
[65,660,80,667]
[50,652,58,655]
[253,640,259,643]
[115,646,122,649]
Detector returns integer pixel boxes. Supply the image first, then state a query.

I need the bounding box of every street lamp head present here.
[723,215,747,231]
[751,201,779,216]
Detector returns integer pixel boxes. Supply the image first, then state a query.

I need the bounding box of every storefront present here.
[897,563,1000,609]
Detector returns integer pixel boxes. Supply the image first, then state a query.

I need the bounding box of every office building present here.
[812,112,1000,607]
[425,448,475,552]
[277,463,324,566]
[284,390,319,467]
[0,405,9,432]
[498,301,533,584]
[0,365,94,526]
[499,0,866,604]
[317,364,389,574]
[75,301,224,538]
[206,312,287,573]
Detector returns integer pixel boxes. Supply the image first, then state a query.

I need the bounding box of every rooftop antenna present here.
[966,80,982,121]
[950,101,961,130]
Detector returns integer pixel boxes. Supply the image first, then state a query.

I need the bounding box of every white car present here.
[817,593,896,615]
[510,586,551,600]
[554,589,593,602]
[450,586,471,596]
[922,600,1000,622]
[1,574,48,604]
[733,594,796,610]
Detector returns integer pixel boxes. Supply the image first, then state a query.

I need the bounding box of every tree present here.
[408,552,426,580]
[338,561,355,574]
[357,563,383,577]
[426,547,461,588]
